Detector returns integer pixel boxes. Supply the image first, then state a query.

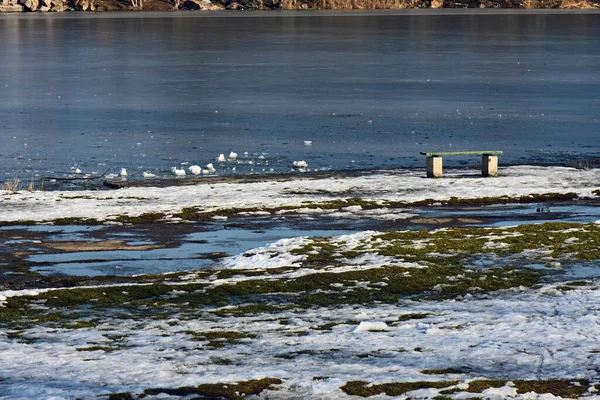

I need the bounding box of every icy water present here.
[0,10,599,182]
[4,199,598,277]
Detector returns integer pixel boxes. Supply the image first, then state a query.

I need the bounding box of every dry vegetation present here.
[558,0,595,7]
[294,0,414,8]
[262,0,597,8]
[2,178,21,193]
[80,0,600,11]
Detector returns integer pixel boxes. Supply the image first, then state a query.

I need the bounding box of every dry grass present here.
[282,0,416,9]
[282,0,598,7]
[2,178,21,193]
[559,0,595,7]
[28,175,37,192]
[1,175,40,193]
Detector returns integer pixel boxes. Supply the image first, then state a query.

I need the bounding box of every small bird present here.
[228,151,238,160]
[205,163,216,173]
[171,167,186,176]
[189,165,202,175]
[75,168,82,174]
[143,171,156,178]
[216,154,226,162]
[293,160,308,168]
[119,168,128,177]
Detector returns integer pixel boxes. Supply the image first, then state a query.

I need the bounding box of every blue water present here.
[0,10,599,183]
[28,227,350,276]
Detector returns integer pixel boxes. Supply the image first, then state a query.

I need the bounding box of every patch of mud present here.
[410,218,453,224]
[41,240,164,252]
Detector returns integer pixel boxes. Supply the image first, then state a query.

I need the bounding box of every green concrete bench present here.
[420,151,503,178]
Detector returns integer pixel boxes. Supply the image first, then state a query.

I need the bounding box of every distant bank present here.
[1,0,598,13]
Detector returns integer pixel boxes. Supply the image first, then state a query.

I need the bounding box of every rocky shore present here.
[1,0,597,13]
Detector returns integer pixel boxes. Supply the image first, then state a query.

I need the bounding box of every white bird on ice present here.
[119,168,128,177]
[171,167,186,176]
[143,171,156,178]
[228,151,238,160]
[75,168,82,174]
[293,160,308,168]
[189,165,202,175]
[304,140,312,146]
[216,154,226,162]
[205,163,216,173]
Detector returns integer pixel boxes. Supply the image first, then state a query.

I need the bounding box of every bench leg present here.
[482,155,498,177]
[426,156,443,178]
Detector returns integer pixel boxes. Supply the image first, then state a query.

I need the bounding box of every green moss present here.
[143,378,282,399]
[177,206,200,221]
[440,379,590,397]
[211,304,291,317]
[397,313,431,322]
[183,330,257,348]
[211,357,234,365]
[51,217,101,225]
[409,192,578,207]
[41,284,173,308]
[421,367,467,375]
[513,379,589,398]
[341,380,459,397]
[312,322,338,331]
[76,345,118,352]
[111,212,166,224]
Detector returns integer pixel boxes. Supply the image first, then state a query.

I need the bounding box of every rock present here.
[180,0,225,9]
[51,0,64,10]
[72,0,94,11]
[68,0,95,10]
[20,0,39,11]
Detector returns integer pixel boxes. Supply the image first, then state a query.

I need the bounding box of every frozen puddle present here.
[27,227,351,277]
[5,199,600,278]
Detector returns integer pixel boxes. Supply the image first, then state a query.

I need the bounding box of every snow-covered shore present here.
[2,281,600,399]
[1,166,598,223]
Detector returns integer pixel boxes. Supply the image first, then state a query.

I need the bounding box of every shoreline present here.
[2,7,600,15]
[2,164,599,223]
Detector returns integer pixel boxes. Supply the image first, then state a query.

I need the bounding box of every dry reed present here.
[2,178,21,193]
[559,0,594,7]
[282,0,415,9]
[28,174,36,192]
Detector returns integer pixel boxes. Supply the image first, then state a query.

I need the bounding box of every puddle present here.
[11,200,600,278]
[560,261,600,281]
[465,254,600,283]
[29,227,351,277]
[419,202,600,227]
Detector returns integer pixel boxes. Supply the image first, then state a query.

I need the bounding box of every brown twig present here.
[42,167,112,182]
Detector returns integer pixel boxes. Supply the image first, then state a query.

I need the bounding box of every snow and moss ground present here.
[1,166,600,399]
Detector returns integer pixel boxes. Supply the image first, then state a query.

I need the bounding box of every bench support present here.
[482,154,498,177]
[426,156,443,178]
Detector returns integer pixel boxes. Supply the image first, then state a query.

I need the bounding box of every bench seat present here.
[420,151,503,178]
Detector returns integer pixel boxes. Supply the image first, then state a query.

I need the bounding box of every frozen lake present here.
[0,10,599,182]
